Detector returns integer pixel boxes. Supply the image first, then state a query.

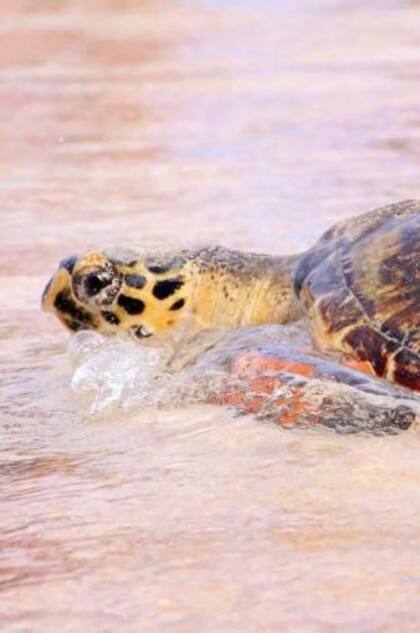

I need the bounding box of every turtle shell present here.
[294,200,420,390]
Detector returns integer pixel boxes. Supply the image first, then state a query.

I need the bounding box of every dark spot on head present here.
[153,278,184,300]
[64,319,85,332]
[124,274,147,289]
[170,298,185,311]
[54,290,93,324]
[117,294,145,315]
[146,256,185,274]
[101,310,120,325]
[109,257,137,267]
[132,325,152,338]
[148,264,169,274]
[59,254,78,274]
[104,247,139,267]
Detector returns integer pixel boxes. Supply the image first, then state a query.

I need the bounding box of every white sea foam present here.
[68,331,173,415]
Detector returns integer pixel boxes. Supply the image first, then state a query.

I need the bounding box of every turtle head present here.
[42,248,191,341]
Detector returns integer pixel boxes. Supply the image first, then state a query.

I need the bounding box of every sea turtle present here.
[42,199,420,431]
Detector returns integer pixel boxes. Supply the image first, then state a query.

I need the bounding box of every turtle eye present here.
[73,264,122,308]
[85,273,107,296]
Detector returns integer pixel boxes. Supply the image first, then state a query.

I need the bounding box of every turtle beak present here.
[41,275,53,312]
[41,270,68,314]
[41,254,97,332]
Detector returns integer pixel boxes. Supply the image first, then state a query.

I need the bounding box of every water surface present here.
[1,1,420,630]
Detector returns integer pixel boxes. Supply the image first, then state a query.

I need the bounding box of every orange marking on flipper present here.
[248,375,281,394]
[274,388,314,428]
[212,386,266,414]
[243,394,267,415]
[231,351,316,379]
[212,373,318,429]
[214,387,245,408]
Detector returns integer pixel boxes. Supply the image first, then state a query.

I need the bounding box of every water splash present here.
[69,331,173,416]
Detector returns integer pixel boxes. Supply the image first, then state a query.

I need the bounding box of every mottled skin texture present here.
[42,245,301,338]
[42,200,420,428]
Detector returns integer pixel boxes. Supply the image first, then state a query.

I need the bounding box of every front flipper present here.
[202,344,419,434]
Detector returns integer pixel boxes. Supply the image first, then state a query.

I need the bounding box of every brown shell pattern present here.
[295,200,420,390]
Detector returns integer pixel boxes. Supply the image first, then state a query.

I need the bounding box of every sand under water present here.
[1,1,420,630]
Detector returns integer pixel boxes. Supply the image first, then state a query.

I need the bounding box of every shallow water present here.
[1,0,420,630]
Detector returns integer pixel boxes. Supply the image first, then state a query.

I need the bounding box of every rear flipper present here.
[203,345,419,434]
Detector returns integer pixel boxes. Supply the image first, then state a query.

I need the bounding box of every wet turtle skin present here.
[42,200,420,429]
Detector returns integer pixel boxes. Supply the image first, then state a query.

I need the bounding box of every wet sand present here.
[1,1,420,630]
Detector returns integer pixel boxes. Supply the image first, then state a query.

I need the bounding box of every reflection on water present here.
[1,0,420,630]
